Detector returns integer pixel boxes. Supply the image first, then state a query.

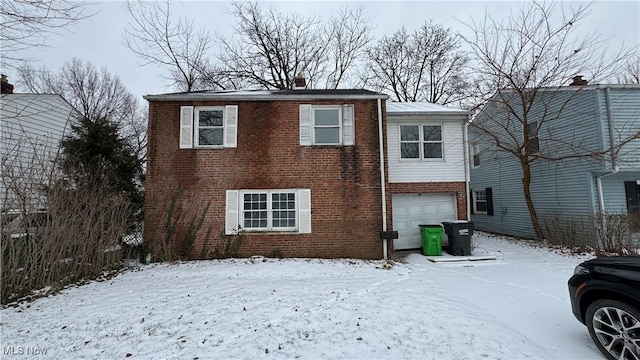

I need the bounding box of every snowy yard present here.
[1,232,603,359]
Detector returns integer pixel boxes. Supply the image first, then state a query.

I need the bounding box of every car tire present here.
[586,299,640,360]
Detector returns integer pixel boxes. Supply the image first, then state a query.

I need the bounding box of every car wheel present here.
[586,299,640,360]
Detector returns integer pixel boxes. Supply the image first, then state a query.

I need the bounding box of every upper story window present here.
[300,104,354,146]
[526,121,539,154]
[179,105,238,149]
[196,107,224,146]
[313,107,341,145]
[471,141,480,167]
[399,124,443,160]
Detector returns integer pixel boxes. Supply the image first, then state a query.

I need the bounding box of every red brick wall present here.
[145,99,388,259]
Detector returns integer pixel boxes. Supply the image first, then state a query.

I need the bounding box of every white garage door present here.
[392,193,457,250]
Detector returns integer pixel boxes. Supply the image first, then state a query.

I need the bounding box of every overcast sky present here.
[5,0,639,101]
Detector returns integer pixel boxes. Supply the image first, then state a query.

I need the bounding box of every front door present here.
[625,181,640,232]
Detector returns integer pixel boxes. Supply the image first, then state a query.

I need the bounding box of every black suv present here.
[568,256,640,360]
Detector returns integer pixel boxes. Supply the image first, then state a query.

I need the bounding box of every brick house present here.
[144,88,470,260]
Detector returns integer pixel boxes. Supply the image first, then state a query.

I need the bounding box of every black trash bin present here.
[442,221,474,256]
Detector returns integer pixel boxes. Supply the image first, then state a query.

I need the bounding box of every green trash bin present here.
[419,224,443,256]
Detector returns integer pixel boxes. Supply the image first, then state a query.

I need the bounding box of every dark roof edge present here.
[492,83,640,97]
[144,93,389,101]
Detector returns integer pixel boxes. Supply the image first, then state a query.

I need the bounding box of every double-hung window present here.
[400,125,420,158]
[196,107,224,146]
[526,121,540,154]
[399,124,443,160]
[299,104,354,146]
[179,105,238,149]
[225,189,312,234]
[473,190,487,213]
[313,107,341,145]
[471,141,480,167]
[472,188,493,216]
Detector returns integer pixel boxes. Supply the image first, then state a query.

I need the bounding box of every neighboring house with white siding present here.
[469,83,640,240]
[386,102,470,250]
[1,81,80,211]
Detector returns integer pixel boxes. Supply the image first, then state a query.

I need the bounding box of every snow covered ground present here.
[1,232,603,359]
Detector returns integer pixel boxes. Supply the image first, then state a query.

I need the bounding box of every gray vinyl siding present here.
[601,88,640,168]
[594,172,640,214]
[469,141,532,237]
[1,94,79,209]
[469,85,640,239]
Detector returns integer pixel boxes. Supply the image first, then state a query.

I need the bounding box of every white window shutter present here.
[298,189,311,234]
[225,190,240,235]
[342,104,354,145]
[180,106,194,149]
[299,104,312,145]
[224,105,238,148]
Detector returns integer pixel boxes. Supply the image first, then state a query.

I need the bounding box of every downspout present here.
[463,117,471,221]
[377,98,388,260]
[596,87,619,218]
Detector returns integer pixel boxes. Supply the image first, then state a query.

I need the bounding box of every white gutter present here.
[463,118,471,221]
[377,98,388,260]
[605,87,617,170]
[596,167,619,216]
[595,87,619,231]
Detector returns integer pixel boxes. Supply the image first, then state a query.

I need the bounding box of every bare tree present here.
[617,55,640,84]
[218,1,325,90]
[321,6,372,89]
[218,1,371,90]
[0,0,91,70]
[463,1,637,241]
[363,21,471,105]
[123,0,213,92]
[120,104,148,165]
[194,57,253,90]
[2,138,134,304]
[17,58,147,161]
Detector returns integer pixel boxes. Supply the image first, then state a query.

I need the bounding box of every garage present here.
[392,193,457,250]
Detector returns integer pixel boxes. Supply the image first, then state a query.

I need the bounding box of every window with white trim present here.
[179,105,238,149]
[299,104,354,146]
[242,191,297,231]
[399,124,443,159]
[526,121,539,154]
[225,189,312,234]
[473,189,487,214]
[471,141,480,167]
[313,107,341,145]
[196,107,224,146]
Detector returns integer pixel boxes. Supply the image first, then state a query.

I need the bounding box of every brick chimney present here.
[570,75,588,86]
[294,73,306,89]
[1,74,14,94]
